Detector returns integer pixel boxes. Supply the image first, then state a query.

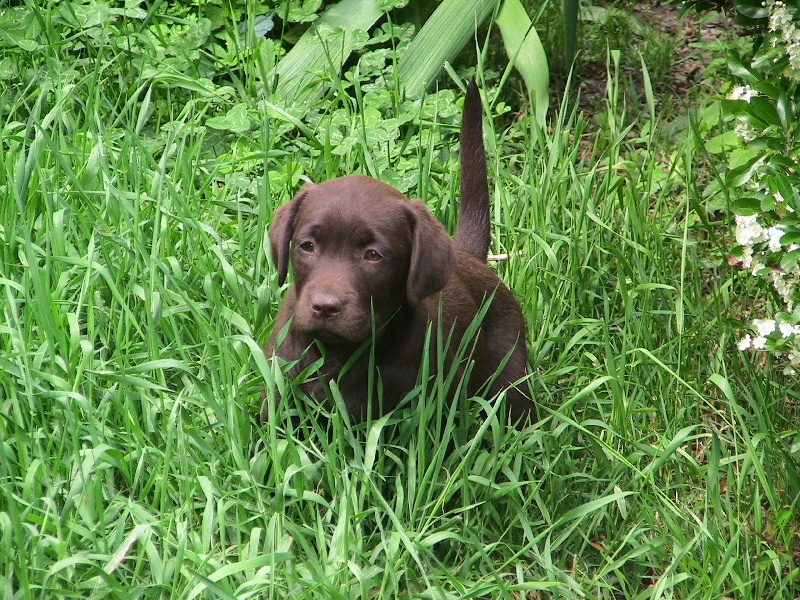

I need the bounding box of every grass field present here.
[1,2,799,599]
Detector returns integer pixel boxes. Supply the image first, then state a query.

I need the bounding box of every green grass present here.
[1,2,799,599]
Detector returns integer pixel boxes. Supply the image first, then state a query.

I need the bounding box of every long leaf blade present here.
[273,0,384,103]
[496,0,549,127]
[397,0,499,97]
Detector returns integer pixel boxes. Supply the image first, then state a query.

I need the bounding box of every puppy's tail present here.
[455,77,490,262]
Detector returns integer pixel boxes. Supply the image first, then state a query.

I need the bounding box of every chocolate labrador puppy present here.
[263,79,535,423]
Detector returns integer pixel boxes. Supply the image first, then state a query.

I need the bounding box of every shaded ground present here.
[634,0,733,94]
[561,0,737,118]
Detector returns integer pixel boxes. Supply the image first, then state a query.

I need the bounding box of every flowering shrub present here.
[721,0,800,372]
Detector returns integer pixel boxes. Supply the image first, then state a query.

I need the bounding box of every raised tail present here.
[454,77,491,262]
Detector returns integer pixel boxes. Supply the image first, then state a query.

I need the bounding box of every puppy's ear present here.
[406,200,454,305]
[270,185,312,285]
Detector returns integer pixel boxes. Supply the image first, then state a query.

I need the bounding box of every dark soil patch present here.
[555,0,737,120]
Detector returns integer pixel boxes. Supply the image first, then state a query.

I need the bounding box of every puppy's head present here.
[269,175,454,344]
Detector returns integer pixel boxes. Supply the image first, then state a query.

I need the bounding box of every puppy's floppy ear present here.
[405,200,454,305]
[269,185,313,285]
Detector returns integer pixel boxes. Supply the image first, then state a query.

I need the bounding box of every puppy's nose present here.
[311,292,345,319]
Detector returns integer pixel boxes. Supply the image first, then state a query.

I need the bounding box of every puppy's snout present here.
[311,292,346,319]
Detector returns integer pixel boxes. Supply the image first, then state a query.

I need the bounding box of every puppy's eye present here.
[299,241,315,253]
[364,249,382,262]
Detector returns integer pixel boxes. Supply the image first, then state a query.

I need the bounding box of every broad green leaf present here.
[774,171,796,204]
[727,53,758,84]
[780,247,800,271]
[748,96,781,127]
[1,30,40,52]
[736,1,769,19]
[140,67,218,96]
[720,99,751,118]
[753,80,782,99]
[397,0,499,97]
[496,0,549,128]
[730,196,761,216]
[778,231,800,246]
[704,130,740,154]
[726,151,762,186]
[206,103,251,133]
[273,0,384,104]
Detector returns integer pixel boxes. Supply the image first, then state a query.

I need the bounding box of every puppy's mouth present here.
[296,304,403,346]
[309,328,356,345]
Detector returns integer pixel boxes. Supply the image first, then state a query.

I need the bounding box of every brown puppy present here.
[263,79,535,423]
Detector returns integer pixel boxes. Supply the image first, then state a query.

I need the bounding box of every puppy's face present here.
[288,178,412,344]
[269,175,454,345]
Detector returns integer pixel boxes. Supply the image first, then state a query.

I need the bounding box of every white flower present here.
[735,214,765,246]
[752,336,768,349]
[756,319,777,336]
[779,322,796,337]
[773,275,796,311]
[767,226,784,251]
[738,335,753,350]
[734,121,759,143]
[730,85,757,102]
[769,2,793,33]
[740,245,754,269]
[765,0,800,82]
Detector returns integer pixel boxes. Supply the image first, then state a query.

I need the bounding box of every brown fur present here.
[262,80,535,424]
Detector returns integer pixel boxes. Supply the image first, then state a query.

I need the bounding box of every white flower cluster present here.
[734,213,788,269]
[735,208,800,371]
[738,318,800,350]
[731,85,757,102]
[730,2,800,372]
[739,313,800,373]
[729,85,759,142]
[766,0,800,79]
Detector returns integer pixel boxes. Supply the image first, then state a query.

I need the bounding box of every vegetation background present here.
[0,0,798,598]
